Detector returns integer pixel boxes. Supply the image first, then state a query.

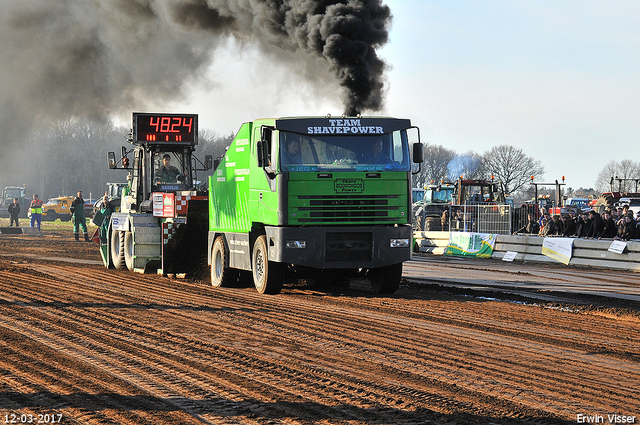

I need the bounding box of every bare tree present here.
[482,145,544,195]
[412,143,456,188]
[595,160,640,193]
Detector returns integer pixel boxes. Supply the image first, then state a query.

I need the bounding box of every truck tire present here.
[414,214,424,231]
[426,217,441,231]
[47,211,57,222]
[252,235,283,295]
[111,230,126,270]
[369,263,402,294]
[211,236,237,287]
[124,231,134,271]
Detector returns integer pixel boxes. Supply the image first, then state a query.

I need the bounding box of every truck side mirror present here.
[108,152,117,169]
[411,143,424,175]
[213,158,220,170]
[204,155,213,170]
[412,143,424,163]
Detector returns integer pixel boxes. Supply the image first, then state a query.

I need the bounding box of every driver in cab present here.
[156,154,183,183]
[364,138,391,164]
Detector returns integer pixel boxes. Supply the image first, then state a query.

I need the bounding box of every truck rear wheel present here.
[252,235,283,295]
[369,263,402,294]
[111,230,126,270]
[211,236,237,287]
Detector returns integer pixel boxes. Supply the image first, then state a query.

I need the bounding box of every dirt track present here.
[0,231,638,424]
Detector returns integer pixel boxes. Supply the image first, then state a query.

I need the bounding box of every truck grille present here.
[325,232,372,262]
[295,195,399,223]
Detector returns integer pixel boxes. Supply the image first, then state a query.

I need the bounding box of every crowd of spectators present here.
[514,205,639,240]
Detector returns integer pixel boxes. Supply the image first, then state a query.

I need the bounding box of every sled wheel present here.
[111,230,126,270]
[124,231,134,271]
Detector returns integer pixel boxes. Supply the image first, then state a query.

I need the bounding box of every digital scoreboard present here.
[133,113,198,144]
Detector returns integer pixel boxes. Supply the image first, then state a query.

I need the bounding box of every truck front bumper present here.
[265,225,412,269]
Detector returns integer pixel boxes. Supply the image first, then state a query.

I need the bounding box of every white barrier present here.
[413,231,640,271]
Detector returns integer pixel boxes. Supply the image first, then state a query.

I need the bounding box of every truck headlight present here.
[390,238,410,248]
[286,240,306,249]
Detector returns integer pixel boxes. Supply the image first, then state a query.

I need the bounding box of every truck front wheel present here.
[211,236,237,287]
[252,235,283,295]
[368,263,403,294]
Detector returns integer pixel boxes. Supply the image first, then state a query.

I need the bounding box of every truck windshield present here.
[428,188,454,203]
[279,130,410,172]
[152,151,190,190]
[4,188,23,199]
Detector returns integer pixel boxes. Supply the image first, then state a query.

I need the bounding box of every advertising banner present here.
[445,232,497,258]
[541,237,574,265]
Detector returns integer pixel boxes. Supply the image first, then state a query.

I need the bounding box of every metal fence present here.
[448,204,513,235]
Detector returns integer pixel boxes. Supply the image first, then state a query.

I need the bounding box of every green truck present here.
[100,113,423,295]
[208,116,423,294]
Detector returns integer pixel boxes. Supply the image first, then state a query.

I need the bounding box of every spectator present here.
[551,214,562,235]
[599,210,617,239]
[586,210,604,238]
[560,214,576,237]
[538,207,548,227]
[615,213,637,241]
[29,194,43,231]
[8,198,20,227]
[441,209,449,231]
[574,213,590,238]
[539,213,556,237]
[71,191,89,242]
[453,209,464,231]
[514,213,540,234]
[615,207,625,225]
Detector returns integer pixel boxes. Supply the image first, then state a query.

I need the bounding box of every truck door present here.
[252,126,279,225]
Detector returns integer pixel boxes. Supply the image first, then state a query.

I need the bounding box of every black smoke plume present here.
[0,0,392,140]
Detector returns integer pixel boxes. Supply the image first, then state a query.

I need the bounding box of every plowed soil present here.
[0,230,638,424]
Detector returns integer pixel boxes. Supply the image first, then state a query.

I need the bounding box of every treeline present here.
[412,143,545,197]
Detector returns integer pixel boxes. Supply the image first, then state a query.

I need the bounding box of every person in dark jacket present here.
[574,213,590,238]
[514,213,540,234]
[615,213,636,240]
[71,191,89,241]
[586,210,604,238]
[560,214,576,237]
[539,213,556,237]
[599,210,617,239]
[7,198,20,227]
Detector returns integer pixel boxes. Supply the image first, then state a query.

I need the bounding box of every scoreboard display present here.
[133,113,198,144]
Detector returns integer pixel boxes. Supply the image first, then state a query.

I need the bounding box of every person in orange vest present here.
[29,194,43,231]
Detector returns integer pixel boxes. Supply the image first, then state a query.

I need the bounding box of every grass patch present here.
[0,217,98,233]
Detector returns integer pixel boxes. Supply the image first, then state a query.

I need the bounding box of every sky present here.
[159,0,640,191]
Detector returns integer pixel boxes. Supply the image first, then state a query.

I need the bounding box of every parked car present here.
[41,196,74,222]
